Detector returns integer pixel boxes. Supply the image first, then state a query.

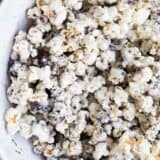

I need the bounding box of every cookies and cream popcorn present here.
[5,0,160,159]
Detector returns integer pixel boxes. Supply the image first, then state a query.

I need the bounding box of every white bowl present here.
[0,1,41,159]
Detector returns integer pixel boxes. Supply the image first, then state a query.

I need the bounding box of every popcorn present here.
[63,0,83,10]
[60,71,76,88]
[27,7,41,19]
[91,123,107,144]
[28,27,44,45]
[133,67,153,82]
[85,76,105,93]
[95,87,108,104]
[28,66,40,82]
[30,90,48,105]
[123,103,135,121]
[83,50,98,65]
[63,141,82,156]
[43,145,54,158]
[51,8,67,26]
[114,87,128,106]
[5,0,160,159]
[12,40,31,62]
[135,136,152,159]
[68,81,83,95]
[149,79,160,99]
[47,35,65,56]
[19,115,35,139]
[55,120,68,135]
[7,80,33,105]
[93,142,108,160]
[96,35,110,51]
[90,6,118,25]
[32,121,53,143]
[89,102,100,121]
[109,68,125,85]
[137,96,153,113]
[75,61,87,76]
[5,107,21,134]
[133,8,150,25]
[96,50,115,71]
[129,81,148,97]
[121,45,141,66]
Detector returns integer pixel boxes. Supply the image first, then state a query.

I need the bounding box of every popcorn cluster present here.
[5,0,160,159]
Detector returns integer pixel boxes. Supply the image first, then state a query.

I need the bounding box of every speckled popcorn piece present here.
[5,0,160,160]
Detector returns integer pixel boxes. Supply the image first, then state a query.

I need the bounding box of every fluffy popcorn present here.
[91,6,118,25]
[114,87,128,106]
[103,23,120,38]
[5,107,21,134]
[136,56,154,67]
[28,66,40,82]
[133,67,153,82]
[47,36,65,56]
[103,22,129,39]
[43,145,54,158]
[95,87,108,104]
[68,13,97,34]
[133,8,150,25]
[121,45,141,66]
[92,126,107,143]
[51,8,67,26]
[9,62,27,81]
[28,65,51,88]
[135,136,152,159]
[128,81,148,97]
[110,105,122,119]
[32,121,53,143]
[5,0,160,159]
[55,120,68,135]
[7,80,33,105]
[19,115,35,139]
[27,7,41,19]
[93,142,108,160]
[6,122,20,135]
[75,61,87,76]
[12,40,31,62]
[63,0,83,10]
[69,111,88,140]
[30,90,48,105]
[96,35,110,51]
[60,71,76,88]
[83,50,98,65]
[68,81,83,95]
[96,50,116,71]
[137,96,153,113]
[63,141,82,156]
[149,80,160,99]
[123,103,135,121]
[109,68,125,84]
[85,76,105,93]
[146,123,160,141]
[27,27,44,45]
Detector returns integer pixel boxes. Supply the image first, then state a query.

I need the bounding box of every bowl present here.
[0,0,41,159]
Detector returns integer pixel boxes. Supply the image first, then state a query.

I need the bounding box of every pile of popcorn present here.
[5,0,160,159]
